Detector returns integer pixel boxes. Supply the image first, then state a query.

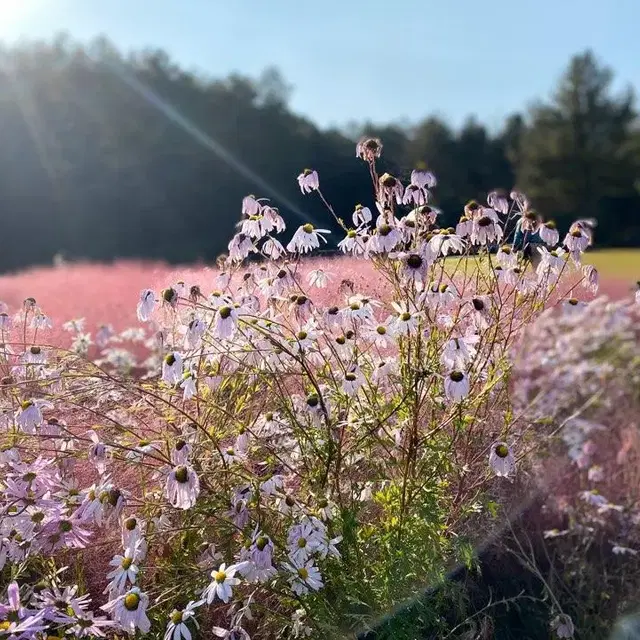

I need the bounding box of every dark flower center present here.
[175,466,189,483]
[59,520,72,533]
[380,173,397,187]
[495,444,509,458]
[162,288,176,303]
[407,254,423,269]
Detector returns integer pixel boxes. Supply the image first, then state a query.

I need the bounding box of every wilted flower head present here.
[297,169,319,194]
[550,613,574,638]
[356,137,382,161]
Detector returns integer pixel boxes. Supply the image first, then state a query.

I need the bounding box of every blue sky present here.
[2,0,639,131]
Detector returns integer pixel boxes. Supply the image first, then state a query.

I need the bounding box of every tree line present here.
[0,34,638,273]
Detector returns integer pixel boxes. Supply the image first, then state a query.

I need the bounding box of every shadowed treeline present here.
[0,34,639,274]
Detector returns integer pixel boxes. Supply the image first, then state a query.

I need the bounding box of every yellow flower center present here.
[124,593,140,611]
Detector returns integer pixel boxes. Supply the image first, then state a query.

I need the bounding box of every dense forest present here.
[0,34,639,273]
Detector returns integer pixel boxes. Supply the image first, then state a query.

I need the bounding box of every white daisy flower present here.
[297,169,319,194]
[203,563,241,604]
[242,194,262,216]
[563,228,589,253]
[23,345,46,365]
[429,232,466,257]
[287,224,330,254]
[162,352,184,385]
[455,216,470,238]
[368,222,401,254]
[165,465,200,510]
[105,546,140,596]
[184,319,206,350]
[538,220,559,245]
[228,233,257,262]
[284,559,324,596]
[352,203,372,226]
[391,302,422,335]
[180,372,197,401]
[87,429,108,476]
[136,289,156,322]
[496,245,517,268]
[487,190,509,214]
[489,442,516,477]
[377,173,404,206]
[582,264,599,294]
[341,366,365,396]
[470,214,503,245]
[561,298,588,315]
[214,305,239,340]
[101,587,151,636]
[402,183,428,206]
[164,600,201,640]
[15,399,51,433]
[444,371,469,402]
[410,167,437,189]
[338,228,368,255]
[307,269,332,288]
[262,237,286,260]
[263,205,286,232]
[441,336,476,370]
[30,313,52,330]
[373,358,397,384]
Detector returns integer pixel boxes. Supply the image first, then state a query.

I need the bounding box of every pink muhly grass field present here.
[0,257,629,348]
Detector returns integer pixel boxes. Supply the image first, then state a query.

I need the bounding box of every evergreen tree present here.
[517,50,640,244]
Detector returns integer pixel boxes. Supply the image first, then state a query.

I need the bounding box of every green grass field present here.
[583,248,639,279]
[442,249,638,280]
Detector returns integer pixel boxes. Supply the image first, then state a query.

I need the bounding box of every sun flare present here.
[0,0,38,33]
